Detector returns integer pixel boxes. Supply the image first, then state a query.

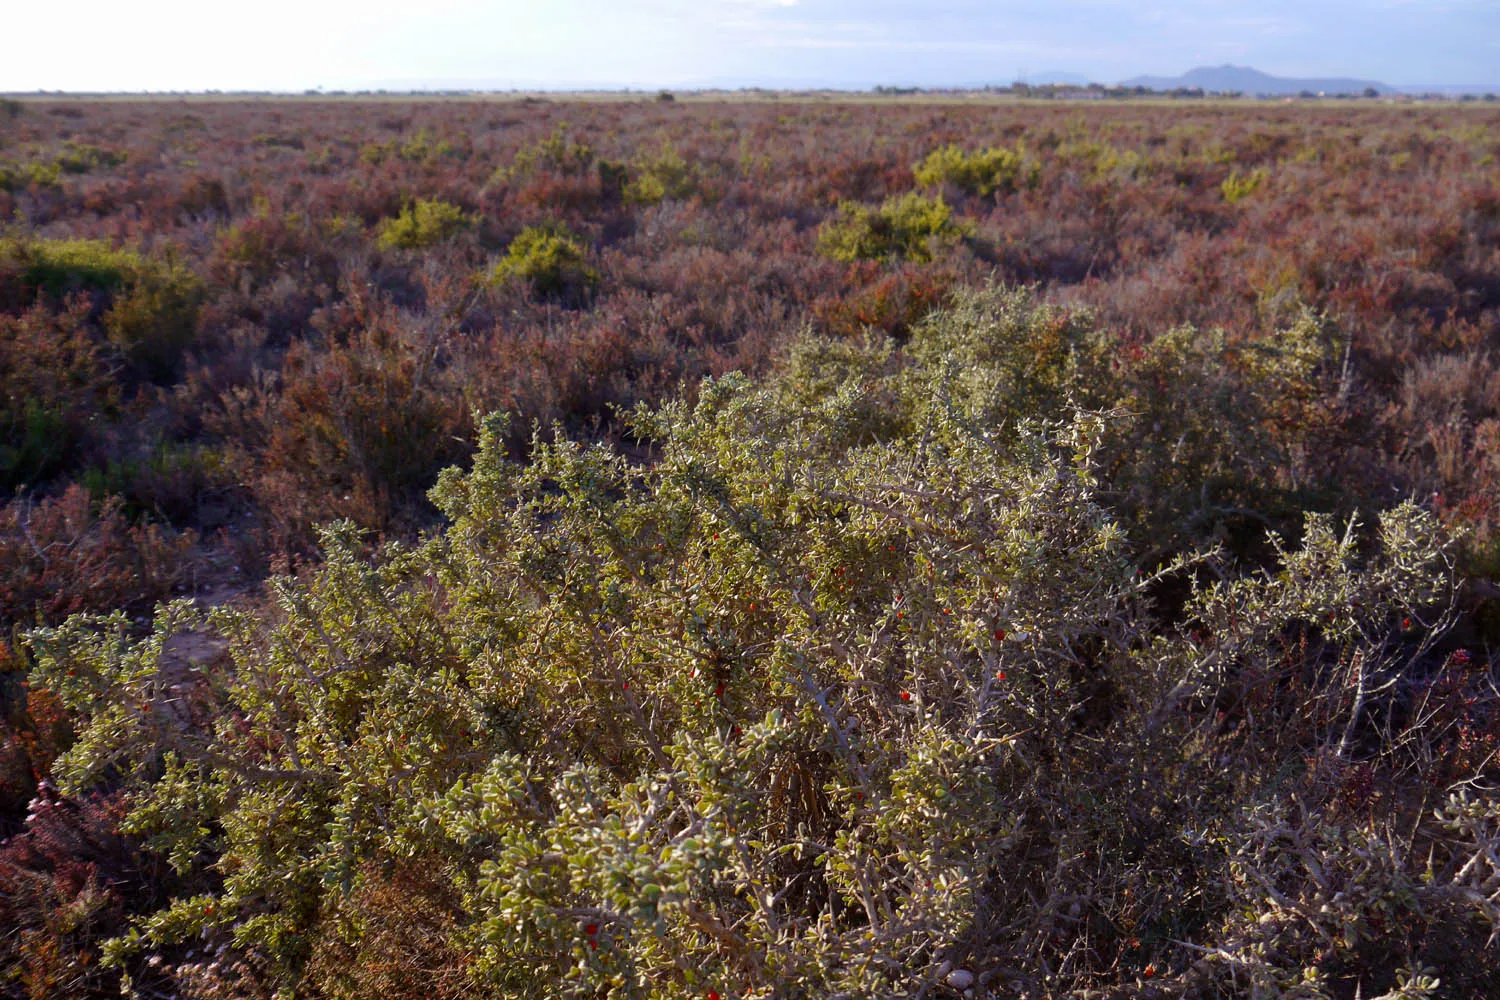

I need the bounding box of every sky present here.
[3,0,1496,92]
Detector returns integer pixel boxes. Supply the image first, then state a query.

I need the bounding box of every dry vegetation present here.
[1,96,1499,999]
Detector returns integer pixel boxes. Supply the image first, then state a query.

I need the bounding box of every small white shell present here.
[945,969,976,990]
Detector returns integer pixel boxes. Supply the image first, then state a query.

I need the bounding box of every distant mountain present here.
[1120,65,1393,96]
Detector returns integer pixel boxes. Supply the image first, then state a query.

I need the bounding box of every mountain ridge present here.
[1119,64,1392,95]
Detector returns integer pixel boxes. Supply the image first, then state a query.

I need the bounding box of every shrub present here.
[494,126,596,185]
[23,299,1491,997]
[0,239,202,381]
[1089,309,1351,554]
[0,239,141,301]
[101,254,203,381]
[622,143,695,204]
[0,298,113,492]
[0,160,62,192]
[209,305,475,554]
[52,142,126,175]
[817,192,970,263]
[375,198,472,251]
[913,143,1036,196]
[359,129,460,167]
[828,285,1351,556]
[1222,166,1268,204]
[811,264,951,340]
[488,224,598,299]
[0,486,198,628]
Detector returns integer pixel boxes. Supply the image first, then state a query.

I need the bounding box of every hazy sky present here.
[4,0,1496,91]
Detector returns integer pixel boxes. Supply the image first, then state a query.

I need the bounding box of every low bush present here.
[0,486,199,629]
[623,143,695,205]
[913,143,1036,197]
[375,198,473,251]
[22,290,1496,997]
[101,255,203,382]
[208,305,475,554]
[488,224,598,299]
[0,239,142,301]
[52,142,126,175]
[793,284,1352,557]
[494,126,597,185]
[1222,166,1268,204]
[817,192,971,263]
[0,239,202,382]
[0,297,114,492]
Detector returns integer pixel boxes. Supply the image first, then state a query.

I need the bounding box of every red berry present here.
[996,671,1006,681]
[900,690,912,702]
[585,923,598,935]
[1403,617,1412,629]
[708,992,722,1000]
[994,629,1006,641]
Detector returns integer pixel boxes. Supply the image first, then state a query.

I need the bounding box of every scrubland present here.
[1,96,1499,999]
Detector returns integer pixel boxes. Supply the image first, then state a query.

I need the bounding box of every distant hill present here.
[1120,65,1393,96]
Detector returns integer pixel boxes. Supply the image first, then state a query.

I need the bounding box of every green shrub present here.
[913,143,1036,196]
[52,141,126,174]
[360,129,460,167]
[101,255,202,380]
[795,284,1348,556]
[26,287,1491,997]
[817,192,970,262]
[495,126,596,184]
[1222,166,1268,204]
[375,198,473,251]
[622,142,694,204]
[0,298,113,491]
[1090,309,1348,554]
[0,238,141,298]
[0,239,202,380]
[487,224,598,298]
